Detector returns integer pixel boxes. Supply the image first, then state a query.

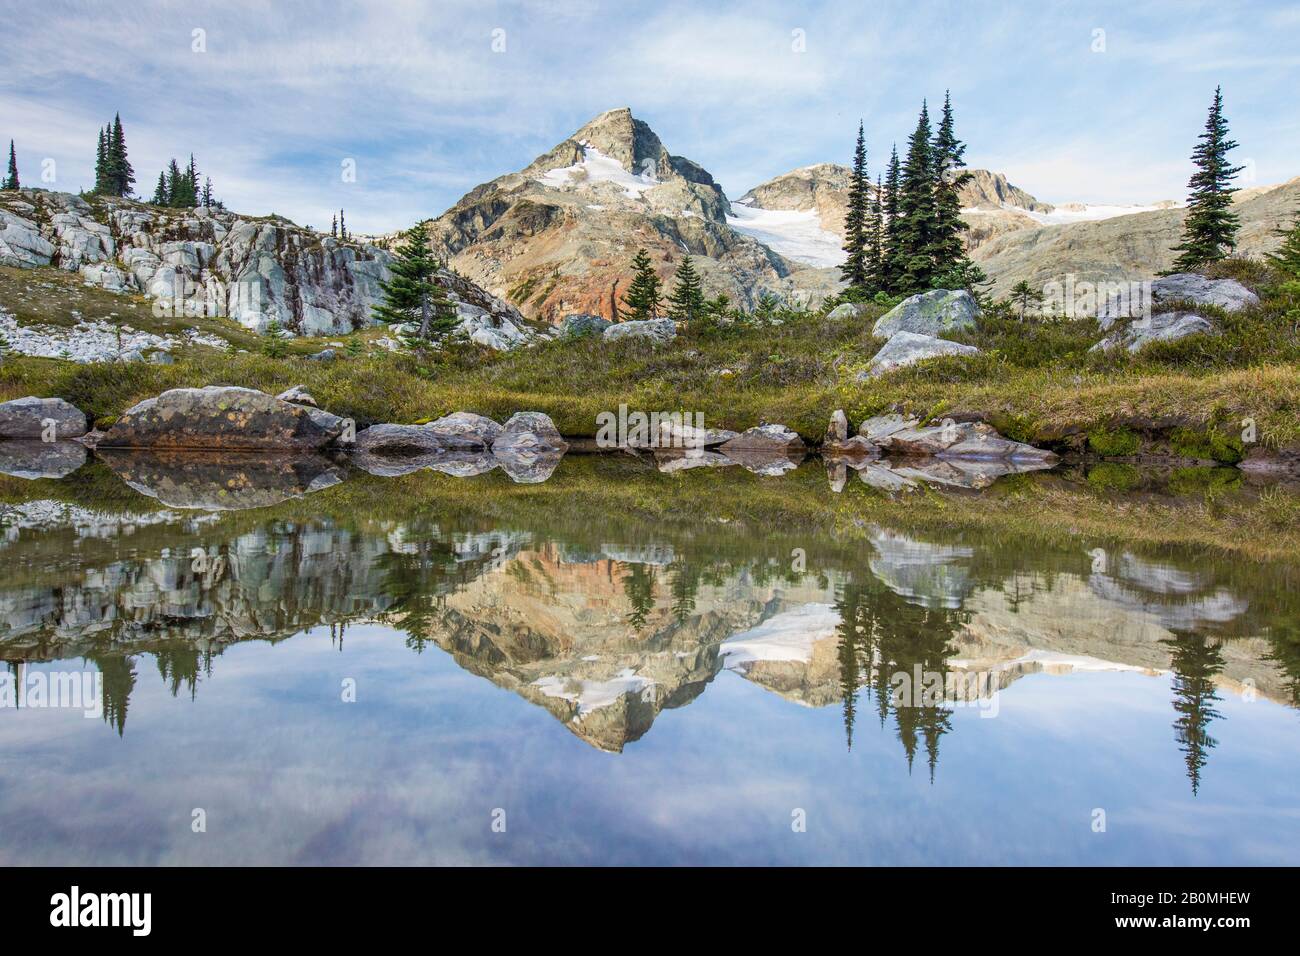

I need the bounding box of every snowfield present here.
[537,143,659,199]
[725,201,845,268]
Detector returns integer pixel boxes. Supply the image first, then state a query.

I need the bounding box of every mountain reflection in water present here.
[1,453,1298,864]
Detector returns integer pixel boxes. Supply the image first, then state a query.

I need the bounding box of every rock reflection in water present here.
[98,449,344,510]
[2,455,1298,799]
[0,440,88,479]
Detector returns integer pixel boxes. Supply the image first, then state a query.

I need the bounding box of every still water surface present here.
[2,454,1298,864]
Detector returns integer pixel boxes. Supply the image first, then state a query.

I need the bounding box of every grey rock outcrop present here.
[353,423,447,456]
[425,412,503,449]
[862,331,981,377]
[276,385,319,407]
[1151,273,1259,313]
[561,313,612,337]
[1092,310,1217,353]
[603,318,677,344]
[0,396,89,440]
[0,189,532,349]
[826,302,870,321]
[855,414,1056,463]
[873,289,980,338]
[493,411,569,454]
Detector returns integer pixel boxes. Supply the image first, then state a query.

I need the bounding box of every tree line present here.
[839,92,985,300]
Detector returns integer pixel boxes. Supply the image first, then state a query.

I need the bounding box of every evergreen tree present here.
[879,145,904,294]
[1008,279,1043,321]
[1268,207,1300,278]
[372,221,456,339]
[1168,86,1244,272]
[622,248,663,320]
[151,170,168,205]
[339,209,347,240]
[2,140,18,190]
[865,174,885,290]
[165,159,184,207]
[94,127,108,194]
[171,157,197,207]
[108,113,134,196]
[666,255,705,322]
[331,214,338,238]
[201,176,213,208]
[895,102,939,294]
[930,91,974,279]
[840,121,870,289]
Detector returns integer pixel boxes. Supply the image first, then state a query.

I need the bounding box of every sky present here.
[2,0,1297,233]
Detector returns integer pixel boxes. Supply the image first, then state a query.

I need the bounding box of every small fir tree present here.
[2,140,18,190]
[666,255,705,322]
[372,221,457,339]
[622,248,663,321]
[1168,86,1245,272]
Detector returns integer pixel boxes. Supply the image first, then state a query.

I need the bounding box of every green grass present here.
[3,260,1300,453]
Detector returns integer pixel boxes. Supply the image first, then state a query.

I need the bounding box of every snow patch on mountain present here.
[725,201,845,268]
[965,201,1180,225]
[719,603,841,668]
[537,143,659,199]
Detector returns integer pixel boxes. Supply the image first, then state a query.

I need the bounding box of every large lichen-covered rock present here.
[98,386,347,450]
[873,289,980,338]
[861,331,980,377]
[0,396,89,440]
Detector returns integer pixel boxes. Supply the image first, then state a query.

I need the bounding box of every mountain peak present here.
[567,107,664,175]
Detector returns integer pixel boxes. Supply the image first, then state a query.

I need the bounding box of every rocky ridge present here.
[0,188,534,350]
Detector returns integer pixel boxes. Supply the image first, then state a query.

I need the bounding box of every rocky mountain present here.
[0,188,533,349]
[424,107,840,322]
[734,160,1299,299]
[970,176,1300,297]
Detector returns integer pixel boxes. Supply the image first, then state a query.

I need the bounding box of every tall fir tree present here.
[94,127,108,194]
[1168,86,1244,272]
[840,121,870,290]
[879,145,904,294]
[895,102,939,294]
[622,248,663,320]
[666,255,705,322]
[2,140,17,190]
[372,222,456,339]
[930,91,973,278]
[201,176,213,208]
[865,174,886,291]
[331,214,338,238]
[108,113,134,197]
